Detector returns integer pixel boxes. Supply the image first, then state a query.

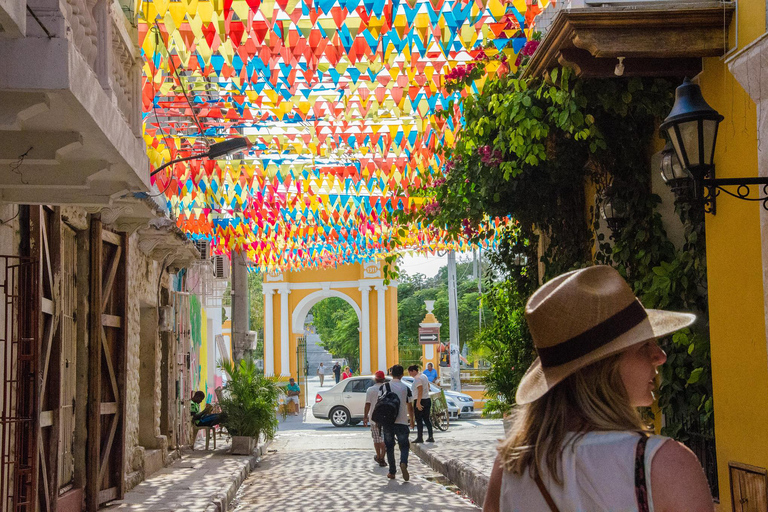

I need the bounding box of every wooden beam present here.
[86,217,102,512]
[116,232,128,499]
[100,229,122,247]
[101,314,122,328]
[524,4,734,79]
[47,207,62,511]
[572,27,729,59]
[101,245,122,311]
[99,402,118,415]
[40,410,53,428]
[556,48,702,78]
[41,298,53,315]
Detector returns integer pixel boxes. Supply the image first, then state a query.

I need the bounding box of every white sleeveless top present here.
[500,431,670,512]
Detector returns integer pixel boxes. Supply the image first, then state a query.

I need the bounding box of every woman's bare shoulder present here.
[651,439,714,512]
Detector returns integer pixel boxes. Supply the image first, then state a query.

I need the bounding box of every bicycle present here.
[430,390,450,431]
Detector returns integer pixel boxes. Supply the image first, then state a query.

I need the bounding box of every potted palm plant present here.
[218,357,280,455]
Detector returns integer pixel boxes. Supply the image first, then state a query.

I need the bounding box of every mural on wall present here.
[214,318,233,391]
[189,295,206,400]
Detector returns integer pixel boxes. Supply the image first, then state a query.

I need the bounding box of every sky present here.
[399,253,446,278]
[399,250,475,279]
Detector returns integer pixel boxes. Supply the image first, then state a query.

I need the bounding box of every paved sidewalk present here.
[410,418,504,507]
[106,435,269,512]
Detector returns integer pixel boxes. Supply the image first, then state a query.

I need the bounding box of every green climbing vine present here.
[421,59,714,460]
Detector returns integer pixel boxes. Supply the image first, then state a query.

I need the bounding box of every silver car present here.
[312,375,440,427]
[401,376,475,419]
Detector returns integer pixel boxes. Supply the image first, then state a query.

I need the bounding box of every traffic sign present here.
[418,327,440,344]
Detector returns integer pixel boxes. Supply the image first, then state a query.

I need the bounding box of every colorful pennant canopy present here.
[139,0,551,270]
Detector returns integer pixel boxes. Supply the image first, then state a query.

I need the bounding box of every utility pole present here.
[231,250,250,362]
[478,247,483,331]
[447,250,461,392]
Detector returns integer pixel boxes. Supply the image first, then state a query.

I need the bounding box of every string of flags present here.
[140,0,552,271]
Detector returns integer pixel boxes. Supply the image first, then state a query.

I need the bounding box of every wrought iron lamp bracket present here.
[700,177,768,215]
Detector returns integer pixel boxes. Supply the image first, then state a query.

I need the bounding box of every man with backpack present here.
[363,370,388,467]
[371,364,414,481]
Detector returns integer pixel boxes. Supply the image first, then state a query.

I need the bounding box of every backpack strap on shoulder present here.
[635,433,650,512]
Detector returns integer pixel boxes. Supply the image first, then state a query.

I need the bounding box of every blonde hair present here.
[498,353,647,484]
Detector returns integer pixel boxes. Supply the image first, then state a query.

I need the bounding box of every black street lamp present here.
[659,140,693,200]
[659,79,768,214]
[150,137,250,177]
[599,185,627,237]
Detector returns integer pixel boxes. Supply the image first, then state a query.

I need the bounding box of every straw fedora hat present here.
[515,265,695,405]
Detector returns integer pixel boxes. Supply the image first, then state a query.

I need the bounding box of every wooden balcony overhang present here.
[524,3,735,79]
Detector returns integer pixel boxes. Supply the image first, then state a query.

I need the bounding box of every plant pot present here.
[230,436,256,455]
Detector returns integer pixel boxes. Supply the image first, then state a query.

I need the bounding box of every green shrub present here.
[218,357,279,440]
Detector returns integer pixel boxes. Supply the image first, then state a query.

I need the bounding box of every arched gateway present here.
[262,261,398,378]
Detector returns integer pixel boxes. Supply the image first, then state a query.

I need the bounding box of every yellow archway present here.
[262,261,398,378]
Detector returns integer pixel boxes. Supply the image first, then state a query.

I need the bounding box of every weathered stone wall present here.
[123,229,171,489]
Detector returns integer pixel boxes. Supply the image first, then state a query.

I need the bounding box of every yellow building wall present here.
[264,263,399,380]
[699,1,768,506]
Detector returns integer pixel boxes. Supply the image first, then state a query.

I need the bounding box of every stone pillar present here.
[231,250,250,362]
[374,284,387,372]
[359,285,371,374]
[279,288,291,377]
[264,289,275,377]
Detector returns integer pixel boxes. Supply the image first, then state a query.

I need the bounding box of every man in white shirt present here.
[317,362,325,387]
[363,371,387,467]
[408,365,434,443]
[381,365,414,481]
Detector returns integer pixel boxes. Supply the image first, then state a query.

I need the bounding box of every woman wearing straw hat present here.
[483,266,713,512]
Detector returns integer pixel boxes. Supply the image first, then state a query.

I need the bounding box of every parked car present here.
[312,375,441,427]
[401,376,475,419]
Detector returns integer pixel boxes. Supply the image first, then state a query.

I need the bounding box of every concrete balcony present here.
[0,0,149,206]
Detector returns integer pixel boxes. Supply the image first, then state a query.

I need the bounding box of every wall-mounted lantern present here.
[660,79,768,214]
[598,185,627,237]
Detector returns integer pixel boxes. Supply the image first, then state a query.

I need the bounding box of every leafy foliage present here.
[428,64,713,446]
[311,298,361,372]
[218,357,279,440]
[468,280,535,417]
[397,261,490,354]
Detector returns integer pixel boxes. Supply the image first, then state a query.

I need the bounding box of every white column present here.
[374,284,387,372]
[359,285,371,374]
[263,289,275,377]
[279,288,291,377]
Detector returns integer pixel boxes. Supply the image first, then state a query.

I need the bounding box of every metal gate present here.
[0,255,39,512]
[296,336,307,406]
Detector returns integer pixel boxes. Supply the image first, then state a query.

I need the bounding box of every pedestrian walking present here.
[371,364,414,481]
[363,370,388,467]
[408,365,434,443]
[332,362,341,384]
[483,265,712,512]
[317,362,325,387]
[341,366,352,380]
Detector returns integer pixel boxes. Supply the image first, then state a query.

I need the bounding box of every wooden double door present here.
[30,209,127,512]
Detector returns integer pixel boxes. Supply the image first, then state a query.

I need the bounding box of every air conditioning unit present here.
[213,255,230,280]
[194,239,210,260]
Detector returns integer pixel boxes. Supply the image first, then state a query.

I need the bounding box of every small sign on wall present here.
[419,326,440,344]
[363,261,381,278]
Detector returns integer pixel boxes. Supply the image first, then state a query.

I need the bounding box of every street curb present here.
[203,438,273,512]
[411,442,489,507]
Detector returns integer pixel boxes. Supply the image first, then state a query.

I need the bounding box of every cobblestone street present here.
[232,377,483,511]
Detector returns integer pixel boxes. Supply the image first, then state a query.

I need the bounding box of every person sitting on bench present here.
[286,378,301,416]
[191,390,222,427]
